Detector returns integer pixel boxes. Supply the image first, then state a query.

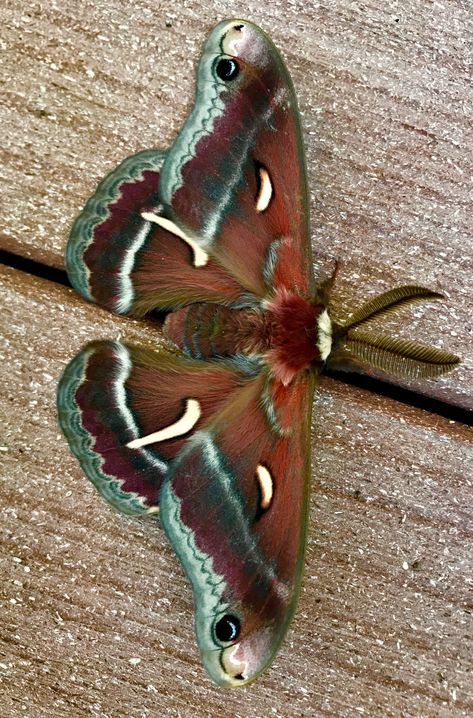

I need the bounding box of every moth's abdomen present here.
[164,303,249,359]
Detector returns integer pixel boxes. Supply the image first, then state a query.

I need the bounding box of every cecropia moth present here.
[57,19,459,687]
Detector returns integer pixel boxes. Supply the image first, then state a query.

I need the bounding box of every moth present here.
[57,19,459,687]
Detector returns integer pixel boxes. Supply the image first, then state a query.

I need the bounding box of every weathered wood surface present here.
[1,0,473,715]
[1,266,472,717]
[0,0,471,407]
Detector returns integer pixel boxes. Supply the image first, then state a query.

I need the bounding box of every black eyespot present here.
[215,614,240,643]
[216,58,239,82]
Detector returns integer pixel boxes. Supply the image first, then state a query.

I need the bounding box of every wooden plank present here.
[1,265,472,717]
[0,1,470,406]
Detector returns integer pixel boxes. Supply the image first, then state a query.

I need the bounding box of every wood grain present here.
[1,266,472,717]
[0,0,471,406]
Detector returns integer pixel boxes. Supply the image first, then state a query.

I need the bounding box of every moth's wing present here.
[159,19,314,298]
[160,370,315,687]
[57,337,315,684]
[65,150,246,316]
[57,340,261,515]
[66,20,313,317]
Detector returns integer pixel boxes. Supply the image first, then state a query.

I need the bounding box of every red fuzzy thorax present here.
[262,290,325,385]
[164,289,326,386]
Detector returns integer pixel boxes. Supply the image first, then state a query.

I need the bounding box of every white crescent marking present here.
[141,212,209,267]
[256,464,273,510]
[255,167,273,213]
[126,398,201,449]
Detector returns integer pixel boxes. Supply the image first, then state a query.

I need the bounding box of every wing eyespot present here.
[214,614,241,644]
[215,57,240,81]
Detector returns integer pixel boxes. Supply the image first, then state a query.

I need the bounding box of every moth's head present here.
[195,585,293,688]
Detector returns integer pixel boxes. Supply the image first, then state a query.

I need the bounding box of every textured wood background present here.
[1,1,472,716]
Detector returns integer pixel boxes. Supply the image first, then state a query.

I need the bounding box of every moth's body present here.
[58,18,459,690]
[165,292,331,384]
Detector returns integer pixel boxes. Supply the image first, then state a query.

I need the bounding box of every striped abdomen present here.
[164,303,253,360]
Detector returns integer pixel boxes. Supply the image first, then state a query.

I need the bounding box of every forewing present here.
[156,20,313,298]
[57,341,261,515]
[159,369,315,686]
